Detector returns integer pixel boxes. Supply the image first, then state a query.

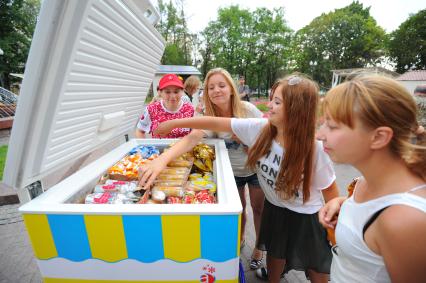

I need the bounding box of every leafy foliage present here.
[0,145,7,180]
[156,0,194,65]
[3,0,421,96]
[0,0,40,89]
[200,6,292,93]
[256,103,269,112]
[291,1,386,88]
[388,9,426,73]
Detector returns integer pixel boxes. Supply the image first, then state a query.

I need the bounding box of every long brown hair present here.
[247,74,319,202]
[324,75,426,179]
[203,68,246,117]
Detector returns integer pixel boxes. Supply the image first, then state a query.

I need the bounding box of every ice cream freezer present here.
[3,1,243,282]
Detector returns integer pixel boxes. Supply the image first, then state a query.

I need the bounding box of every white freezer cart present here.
[3,1,243,282]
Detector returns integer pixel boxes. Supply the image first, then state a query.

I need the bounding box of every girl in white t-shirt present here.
[139,68,266,268]
[150,74,339,283]
[317,75,426,283]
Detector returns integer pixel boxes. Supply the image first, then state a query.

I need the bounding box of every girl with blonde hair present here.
[139,68,266,268]
[317,75,426,283]
[149,74,339,283]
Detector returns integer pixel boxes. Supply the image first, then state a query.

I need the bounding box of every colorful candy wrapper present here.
[167,196,182,204]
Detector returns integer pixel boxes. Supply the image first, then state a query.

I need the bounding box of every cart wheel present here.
[238,259,246,283]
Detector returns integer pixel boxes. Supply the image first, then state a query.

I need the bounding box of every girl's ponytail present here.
[404,125,426,179]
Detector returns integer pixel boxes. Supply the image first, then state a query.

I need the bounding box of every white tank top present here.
[331,183,426,283]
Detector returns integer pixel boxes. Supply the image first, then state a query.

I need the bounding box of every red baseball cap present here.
[159,74,184,90]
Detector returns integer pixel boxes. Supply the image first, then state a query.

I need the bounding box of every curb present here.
[0,194,19,206]
[0,182,19,206]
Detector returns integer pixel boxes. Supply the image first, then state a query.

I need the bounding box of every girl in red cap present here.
[135,73,194,138]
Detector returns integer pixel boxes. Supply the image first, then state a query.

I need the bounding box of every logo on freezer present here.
[200,264,216,283]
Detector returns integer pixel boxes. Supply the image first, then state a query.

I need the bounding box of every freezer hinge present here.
[26,181,43,200]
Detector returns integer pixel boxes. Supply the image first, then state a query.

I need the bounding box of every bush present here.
[0,145,8,180]
[256,103,269,112]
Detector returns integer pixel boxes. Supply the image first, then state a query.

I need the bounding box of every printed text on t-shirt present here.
[257,150,281,188]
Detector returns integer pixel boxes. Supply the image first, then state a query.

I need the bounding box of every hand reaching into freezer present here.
[139,130,206,190]
[138,156,168,190]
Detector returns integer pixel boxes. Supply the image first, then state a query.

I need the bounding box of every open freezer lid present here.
[4,0,165,190]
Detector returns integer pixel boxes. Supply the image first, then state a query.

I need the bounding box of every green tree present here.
[0,0,40,90]
[292,1,386,88]
[388,9,426,73]
[251,7,292,93]
[201,6,253,76]
[162,44,188,65]
[200,6,292,93]
[156,0,193,65]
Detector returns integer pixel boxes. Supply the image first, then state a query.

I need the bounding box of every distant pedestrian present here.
[238,75,251,102]
[184,75,202,113]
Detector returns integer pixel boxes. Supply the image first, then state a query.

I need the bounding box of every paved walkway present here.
[0,204,42,283]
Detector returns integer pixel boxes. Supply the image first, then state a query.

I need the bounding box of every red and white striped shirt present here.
[137,100,194,138]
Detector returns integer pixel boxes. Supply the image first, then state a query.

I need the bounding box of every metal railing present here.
[0,87,17,118]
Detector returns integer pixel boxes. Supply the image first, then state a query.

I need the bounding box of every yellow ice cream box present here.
[4,1,243,282]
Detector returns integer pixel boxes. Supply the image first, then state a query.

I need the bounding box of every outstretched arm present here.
[139,130,205,189]
[154,116,233,137]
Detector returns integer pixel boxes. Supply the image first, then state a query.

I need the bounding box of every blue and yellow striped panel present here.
[85,215,128,262]
[122,215,164,262]
[24,213,240,263]
[200,215,239,261]
[48,214,91,261]
[23,214,58,259]
[162,215,201,262]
